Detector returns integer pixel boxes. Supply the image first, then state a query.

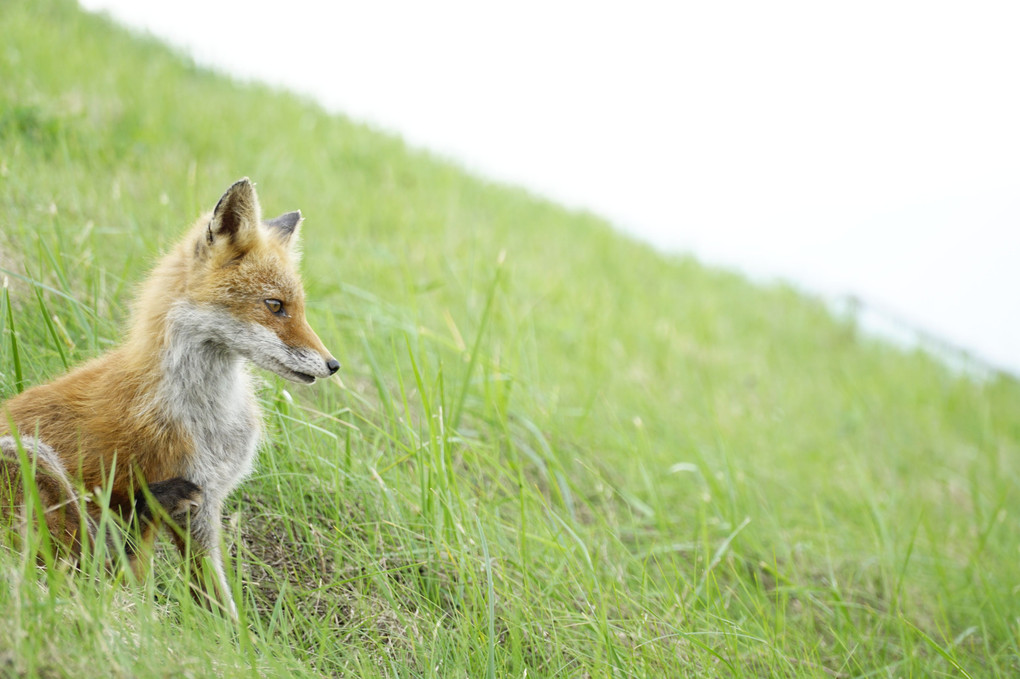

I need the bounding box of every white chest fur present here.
[159,305,263,503]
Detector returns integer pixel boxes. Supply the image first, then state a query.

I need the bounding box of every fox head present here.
[162,178,339,384]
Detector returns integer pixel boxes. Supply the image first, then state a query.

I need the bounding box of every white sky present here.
[80,0,1020,376]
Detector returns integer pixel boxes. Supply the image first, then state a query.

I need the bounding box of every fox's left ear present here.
[263,210,302,248]
[207,178,261,252]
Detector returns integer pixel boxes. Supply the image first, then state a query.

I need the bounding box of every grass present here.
[2,0,1020,675]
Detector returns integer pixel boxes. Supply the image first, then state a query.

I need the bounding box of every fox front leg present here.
[172,498,237,619]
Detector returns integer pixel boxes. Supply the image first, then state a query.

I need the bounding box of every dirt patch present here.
[231,494,460,675]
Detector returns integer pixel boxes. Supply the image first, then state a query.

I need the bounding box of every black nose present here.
[326,358,340,375]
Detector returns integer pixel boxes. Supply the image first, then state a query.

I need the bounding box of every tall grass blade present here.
[3,278,25,393]
[476,514,497,679]
[902,617,975,679]
[33,283,69,371]
[451,250,504,430]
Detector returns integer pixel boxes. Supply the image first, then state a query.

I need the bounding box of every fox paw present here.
[139,477,203,525]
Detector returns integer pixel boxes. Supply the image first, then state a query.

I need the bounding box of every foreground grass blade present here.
[33,280,69,371]
[451,250,504,430]
[3,278,25,393]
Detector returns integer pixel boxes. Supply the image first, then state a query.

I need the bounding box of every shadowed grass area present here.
[2,0,1020,676]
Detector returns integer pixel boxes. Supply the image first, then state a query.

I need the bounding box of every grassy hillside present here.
[3,1,1020,676]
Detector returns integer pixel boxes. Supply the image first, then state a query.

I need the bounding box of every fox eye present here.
[264,299,285,316]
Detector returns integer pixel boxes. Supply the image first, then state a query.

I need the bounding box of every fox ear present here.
[263,210,302,247]
[207,178,260,249]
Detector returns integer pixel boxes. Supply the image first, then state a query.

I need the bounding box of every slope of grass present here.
[2,1,1020,676]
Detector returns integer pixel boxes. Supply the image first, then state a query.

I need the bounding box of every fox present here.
[0,178,339,617]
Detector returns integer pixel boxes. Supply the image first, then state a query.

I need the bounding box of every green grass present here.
[2,0,1020,676]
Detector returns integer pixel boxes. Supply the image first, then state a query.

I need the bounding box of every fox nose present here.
[326,358,340,375]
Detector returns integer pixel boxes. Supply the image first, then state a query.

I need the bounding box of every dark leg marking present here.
[126,477,202,556]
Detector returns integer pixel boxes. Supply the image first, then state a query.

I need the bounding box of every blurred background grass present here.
[2,0,1020,676]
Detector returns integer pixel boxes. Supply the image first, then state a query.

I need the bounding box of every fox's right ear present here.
[206,178,261,253]
[263,210,302,248]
